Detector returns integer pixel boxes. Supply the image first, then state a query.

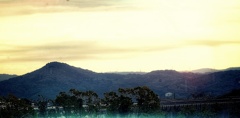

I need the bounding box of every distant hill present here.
[106,72,146,75]
[190,70,240,96]
[191,68,218,74]
[224,67,240,71]
[0,74,17,81]
[191,67,240,74]
[0,62,240,100]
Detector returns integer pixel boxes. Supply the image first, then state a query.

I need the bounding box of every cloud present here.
[0,0,136,16]
[0,0,113,6]
[0,41,120,62]
[186,40,240,47]
[1,38,240,64]
[0,40,185,63]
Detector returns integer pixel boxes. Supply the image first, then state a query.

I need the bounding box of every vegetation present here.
[104,86,160,115]
[0,94,34,118]
[0,87,240,117]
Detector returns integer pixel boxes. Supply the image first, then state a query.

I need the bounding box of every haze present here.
[1,0,240,74]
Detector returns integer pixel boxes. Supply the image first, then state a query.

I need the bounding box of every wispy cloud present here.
[1,39,240,63]
[0,0,115,6]
[0,0,138,16]
[186,40,240,47]
[0,40,182,63]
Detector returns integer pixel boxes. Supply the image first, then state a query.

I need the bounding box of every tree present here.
[83,90,99,114]
[69,89,84,111]
[118,88,134,114]
[104,86,160,115]
[55,91,83,116]
[104,91,120,114]
[0,95,34,118]
[102,92,133,115]
[55,89,101,116]
[118,95,133,114]
[133,86,160,113]
[37,95,48,117]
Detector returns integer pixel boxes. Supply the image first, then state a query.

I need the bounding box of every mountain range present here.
[0,62,240,100]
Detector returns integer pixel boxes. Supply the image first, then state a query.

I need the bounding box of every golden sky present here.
[1,0,240,75]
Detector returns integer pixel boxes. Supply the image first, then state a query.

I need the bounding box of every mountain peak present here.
[41,61,95,76]
[46,61,67,66]
[44,61,71,69]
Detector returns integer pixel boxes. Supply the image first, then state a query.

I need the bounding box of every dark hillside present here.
[0,62,239,99]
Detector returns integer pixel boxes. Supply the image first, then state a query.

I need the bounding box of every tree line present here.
[1,87,240,118]
[0,94,34,118]
[0,86,160,117]
[53,86,160,117]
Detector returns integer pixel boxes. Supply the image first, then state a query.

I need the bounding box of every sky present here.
[1,0,240,75]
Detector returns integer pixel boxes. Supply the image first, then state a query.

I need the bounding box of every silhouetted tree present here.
[37,95,48,117]
[83,90,99,114]
[0,95,34,118]
[55,91,83,116]
[118,95,133,114]
[104,86,160,115]
[133,86,160,113]
[104,91,120,114]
